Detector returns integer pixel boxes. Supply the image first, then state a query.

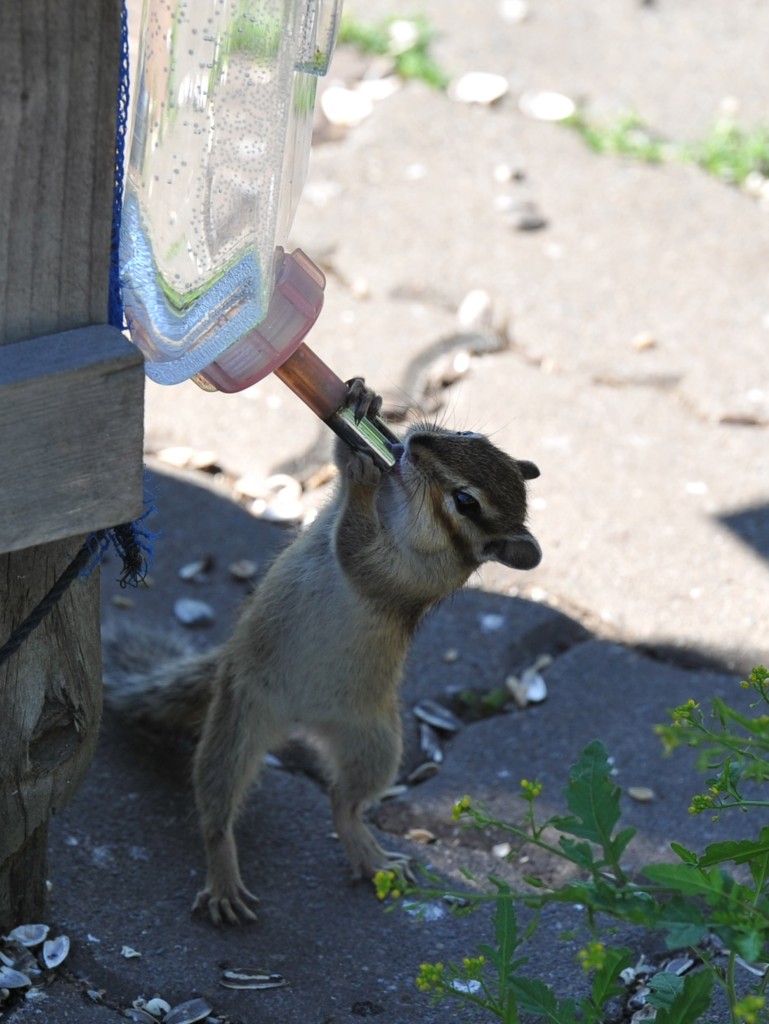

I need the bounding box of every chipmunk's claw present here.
[345,377,383,424]
[193,883,260,927]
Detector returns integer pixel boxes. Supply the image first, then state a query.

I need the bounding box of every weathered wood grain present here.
[0,327,144,553]
[0,540,103,926]
[0,0,144,931]
[0,0,123,345]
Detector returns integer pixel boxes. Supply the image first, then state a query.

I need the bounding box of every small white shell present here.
[628,986,652,1011]
[228,559,258,581]
[252,497,304,523]
[628,786,655,803]
[8,924,49,948]
[518,90,575,122]
[418,722,444,764]
[735,955,769,977]
[178,559,211,582]
[246,474,304,522]
[412,699,462,733]
[450,72,509,105]
[120,945,142,959]
[499,0,530,23]
[457,289,493,331]
[405,828,436,845]
[381,783,409,800]
[321,86,374,127]
[662,957,695,976]
[123,1010,157,1024]
[521,669,548,703]
[451,979,483,995]
[173,598,215,627]
[406,761,440,785]
[403,901,445,921]
[220,969,287,991]
[0,965,31,989]
[233,473,267,500]
[357,76,400,102]
[506,675,529,708]
[156,446,195,468]
[388,18,420,54]
[164,998,213,1023]
[188,450,218,471]
[144,998,172,1016]
[42,935,70,969]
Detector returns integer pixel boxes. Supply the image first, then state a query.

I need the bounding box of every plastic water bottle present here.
[120,0,340,392]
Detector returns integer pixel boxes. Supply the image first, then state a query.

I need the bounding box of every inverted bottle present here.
[120,0,340,391]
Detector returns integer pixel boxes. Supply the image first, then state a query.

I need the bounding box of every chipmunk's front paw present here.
[193,881,260,927]
[335,377,386,487]
[346,449,382,488]
[345,377,383,423]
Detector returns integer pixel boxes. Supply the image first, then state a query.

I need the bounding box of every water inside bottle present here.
[120,0,331,385]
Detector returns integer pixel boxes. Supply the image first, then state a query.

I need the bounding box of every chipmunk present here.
[104,380,541,926]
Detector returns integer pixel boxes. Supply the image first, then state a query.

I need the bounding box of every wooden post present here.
[0,0,144,929]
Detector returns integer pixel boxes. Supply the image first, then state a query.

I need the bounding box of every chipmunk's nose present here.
[388,442,406,463]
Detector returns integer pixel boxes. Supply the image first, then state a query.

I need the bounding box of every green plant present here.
[379,667,769,1023]
[567,110,670,163]
[689,121,769,186]
[566,109,769,191]
[338,13,449,89]
[657,666,769,814]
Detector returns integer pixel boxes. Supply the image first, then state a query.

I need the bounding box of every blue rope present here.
[109,0,131,333]
[92,0,156,587]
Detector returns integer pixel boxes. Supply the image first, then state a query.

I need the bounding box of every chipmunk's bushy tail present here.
[102,623,219,735]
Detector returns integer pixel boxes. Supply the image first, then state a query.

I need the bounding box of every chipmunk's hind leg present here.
[193,673,280,925]
[320,713,413,881]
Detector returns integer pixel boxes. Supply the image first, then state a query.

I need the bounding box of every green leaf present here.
[698,826,769,867]
[646,971,685,1010]
[655,896,708,948]
[643,863,725,901]
[551,741,632,859]
[493,884,518,967]
[612,826,637,862]
[730,928,764,963]
[511,976,579,1023]
[523,874,547,889]
[652,969,713,1024]
[559,836,597,869]
[670,842,699,865]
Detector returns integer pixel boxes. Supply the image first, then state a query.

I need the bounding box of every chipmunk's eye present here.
[453,490,480,516]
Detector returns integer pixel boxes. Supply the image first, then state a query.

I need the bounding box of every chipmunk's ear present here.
[518,460,540,481]
[482,529,542,570]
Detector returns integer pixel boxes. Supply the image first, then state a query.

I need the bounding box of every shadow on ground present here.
[34,468,750,1023]
[720,502,769,566]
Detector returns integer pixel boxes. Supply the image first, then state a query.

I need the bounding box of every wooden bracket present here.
[0,325,145,555]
